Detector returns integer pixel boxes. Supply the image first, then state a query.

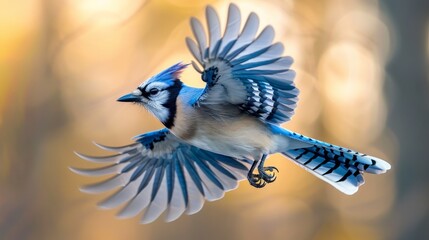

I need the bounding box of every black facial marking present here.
[138,86,150,98]
[139,85,162,98]
[162,80,183,129]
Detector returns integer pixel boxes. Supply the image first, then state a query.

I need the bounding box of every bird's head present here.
[118,62,188,128]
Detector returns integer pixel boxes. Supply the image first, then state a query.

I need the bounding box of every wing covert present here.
[187,4,299,124]
[72,128,251,223]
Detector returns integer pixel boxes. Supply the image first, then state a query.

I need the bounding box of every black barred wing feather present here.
[72,128,252,223]
[187,3,298,124]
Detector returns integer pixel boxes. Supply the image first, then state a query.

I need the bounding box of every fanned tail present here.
[282,131,391,195]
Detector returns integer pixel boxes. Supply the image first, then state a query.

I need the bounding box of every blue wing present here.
[187,3,298,124]
[72,128,252,223]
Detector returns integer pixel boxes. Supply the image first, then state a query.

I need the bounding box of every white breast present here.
[186,115,274,160]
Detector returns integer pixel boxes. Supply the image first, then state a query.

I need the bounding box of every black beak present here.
[117,93,140,102]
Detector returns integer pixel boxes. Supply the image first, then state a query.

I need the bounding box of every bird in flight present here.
[72,3,391,224]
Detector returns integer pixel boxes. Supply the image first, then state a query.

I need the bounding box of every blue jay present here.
[72,4,391,223]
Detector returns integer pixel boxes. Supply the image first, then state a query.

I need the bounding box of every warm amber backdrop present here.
[1,0,428,239]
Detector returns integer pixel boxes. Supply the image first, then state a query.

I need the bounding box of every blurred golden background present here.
[0,0,428,239]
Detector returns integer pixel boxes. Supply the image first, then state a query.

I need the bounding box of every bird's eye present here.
[149,88,160,95]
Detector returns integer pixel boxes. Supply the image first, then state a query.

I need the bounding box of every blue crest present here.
[148,62,189,84]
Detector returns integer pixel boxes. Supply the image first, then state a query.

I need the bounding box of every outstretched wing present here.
[187,3,298,124]
[72,128,252,223]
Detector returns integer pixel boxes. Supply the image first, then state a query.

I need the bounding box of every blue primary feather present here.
[179,151,205,195]
[193,156,225,190]
[174,156,188,207]
[226,12,259,57]
[137,162,156,193]
[218,4,241,57]
[121,155,142,173]
[150,162,166,201]
[206,6,221,58]
[190,17,207,61]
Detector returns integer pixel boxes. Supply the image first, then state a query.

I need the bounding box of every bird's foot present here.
[247,172,267,188]
[247,155,279,188]
[258,165,279,183]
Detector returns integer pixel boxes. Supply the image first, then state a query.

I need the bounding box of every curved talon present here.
[265,166,279,173]
[247,173,267,188]
[256,181,266,188]
[263,174,276,183]
[250,178,266,188]
[258,165,279,183]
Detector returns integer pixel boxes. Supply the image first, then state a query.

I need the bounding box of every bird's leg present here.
[247,157,266,188]
[257,154,279,183]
